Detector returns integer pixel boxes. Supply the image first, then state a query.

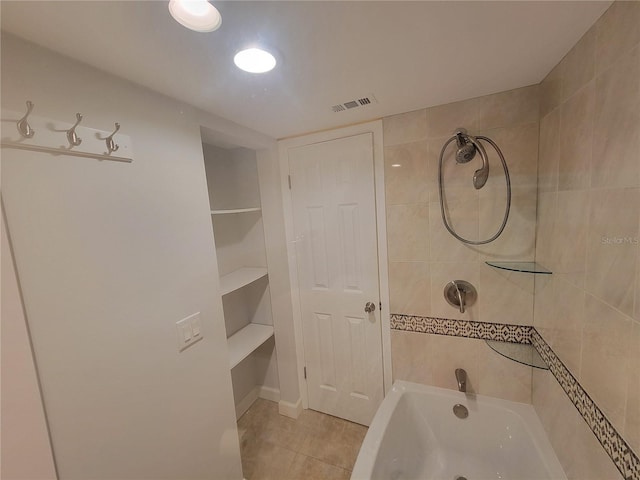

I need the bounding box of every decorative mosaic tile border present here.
[389,314,532,343]
[389,313,639,480]
[531,330,639,480]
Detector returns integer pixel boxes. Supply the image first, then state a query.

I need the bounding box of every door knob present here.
[364,302,376,313]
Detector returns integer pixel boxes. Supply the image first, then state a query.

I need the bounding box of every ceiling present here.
[1,1,610,140]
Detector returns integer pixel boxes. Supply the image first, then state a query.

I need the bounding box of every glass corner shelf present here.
[485,261,552,274]
[485,340,548,370]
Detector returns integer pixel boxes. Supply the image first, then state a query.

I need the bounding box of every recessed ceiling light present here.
[391,164,402,168]
[168,0,222,32]
[234,48,277,73]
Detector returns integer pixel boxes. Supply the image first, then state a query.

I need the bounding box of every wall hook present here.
[17,100,35,138]
[66,113,83,147]
[105,122,120,154]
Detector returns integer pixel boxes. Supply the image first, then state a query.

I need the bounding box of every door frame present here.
[278,120,392,410]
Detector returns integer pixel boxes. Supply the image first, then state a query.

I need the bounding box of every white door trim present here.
[278,120,391,410]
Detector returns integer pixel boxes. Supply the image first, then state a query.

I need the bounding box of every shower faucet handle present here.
[444,280,477,314]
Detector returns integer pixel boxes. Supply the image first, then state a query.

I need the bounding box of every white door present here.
[288,133,383,426]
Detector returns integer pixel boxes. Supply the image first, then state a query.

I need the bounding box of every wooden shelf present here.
[211,207,261,215]
[219,267,268,296]
[228,323,274,369]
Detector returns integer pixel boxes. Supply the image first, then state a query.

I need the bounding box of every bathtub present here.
[352,380,566,480]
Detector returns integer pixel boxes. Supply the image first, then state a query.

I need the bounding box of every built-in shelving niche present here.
[202,142,279,420]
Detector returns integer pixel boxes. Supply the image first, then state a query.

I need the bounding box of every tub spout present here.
[455,368,467,393]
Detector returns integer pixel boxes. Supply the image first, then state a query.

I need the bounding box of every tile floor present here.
[237,399,368,480]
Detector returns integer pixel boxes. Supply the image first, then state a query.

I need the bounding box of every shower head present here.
[473,165,489,189]
[456,142,477,164]
[472,140,489,189]
[450,128,489,189]
[454,129,477,164]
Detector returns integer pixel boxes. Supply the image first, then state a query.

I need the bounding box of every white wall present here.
[1,203,57,479]
[0,33,278,479]
[256,148,301,413]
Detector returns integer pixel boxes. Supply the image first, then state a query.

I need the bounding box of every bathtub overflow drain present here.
[453,404,468,419]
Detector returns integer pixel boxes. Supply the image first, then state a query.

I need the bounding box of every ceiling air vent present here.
[331,94,377,113]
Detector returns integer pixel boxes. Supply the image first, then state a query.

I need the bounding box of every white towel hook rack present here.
[66,113,83,147]
[105,122,120,154]
[16,100,35,138]
[1,100,133,163]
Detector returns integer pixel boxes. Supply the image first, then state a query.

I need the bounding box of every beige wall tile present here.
[479,265,533,325]
[533,274,555,335]
[565,414,624,480]
[538,108,560,193]
[386,203,429,262]
[562,26,596,101]
[477,85,539,130]
[532,6,639,471]
[558,82,594,191]
[390,330,432,386]
[394,333,534,403]
[554,190,588,288]
[384,141,429,205]
[426,334,482,393]
[539,63,563,118]
[429,190,479,262]
[481,123,539,189]
[535,191,558,269]
[581,294,633,432]
[388,262,430,316]
[426,97,479,139]
[477,341,532,403]
[478,186,537,260]
[532,370,624,480]
[592,46,640,189]
[595,0,640,74]
[586,188,639,317]
[430,262,480,321]
[532,369,581,475]
[426,137,448,188]
[625,321,640,454]
[548,277,586,377]
[383,109,428,146]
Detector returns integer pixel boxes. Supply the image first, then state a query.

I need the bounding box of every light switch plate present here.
[176,312,202,351]
[191,315,202,337]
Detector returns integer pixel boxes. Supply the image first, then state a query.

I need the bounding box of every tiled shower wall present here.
[384,85,540,402]
[533,1,639,478]
[384,2,638,479]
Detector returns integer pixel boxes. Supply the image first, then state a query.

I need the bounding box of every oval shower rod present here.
[1,100,133,163]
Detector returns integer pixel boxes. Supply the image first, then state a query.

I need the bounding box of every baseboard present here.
[235,385,281,420]
[258,385,280,402]
[278,397,302,419]
[235,386,260,420]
